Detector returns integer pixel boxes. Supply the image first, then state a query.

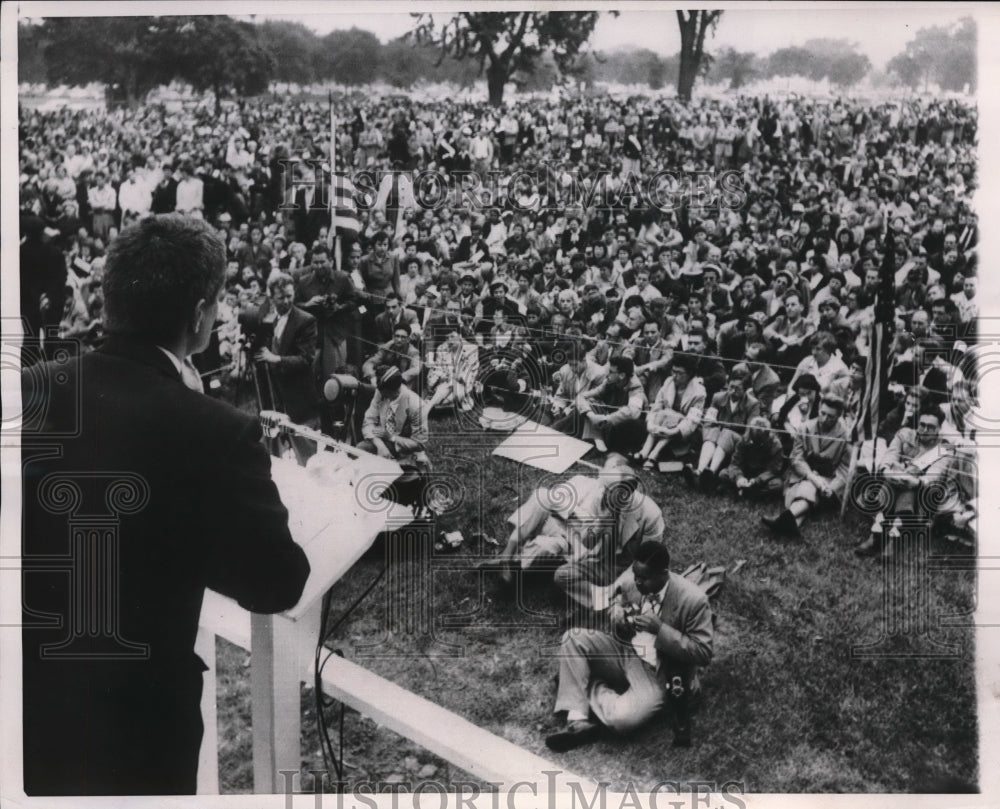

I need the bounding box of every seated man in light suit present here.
[545,541,714,752]
[358,366,429,473]
[489,454,664,610]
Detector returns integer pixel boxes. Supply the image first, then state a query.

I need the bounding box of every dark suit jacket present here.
[290,187,328,250]
[373,307,420,345]
[21,337,310,795]
[614,569,714,687]
[270,305,319,423]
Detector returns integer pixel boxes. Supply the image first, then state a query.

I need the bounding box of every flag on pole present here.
[329,94,360,235]
[853,227,897,444]
[331,174,360,233]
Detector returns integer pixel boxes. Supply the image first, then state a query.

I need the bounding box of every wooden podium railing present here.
[196,420,591,794]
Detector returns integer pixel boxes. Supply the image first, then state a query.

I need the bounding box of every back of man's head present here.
[103,214,225,345]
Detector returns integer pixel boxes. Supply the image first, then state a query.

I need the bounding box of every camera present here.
[236,307,275,353]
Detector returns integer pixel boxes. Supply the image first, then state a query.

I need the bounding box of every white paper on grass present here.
[492,422,592,474]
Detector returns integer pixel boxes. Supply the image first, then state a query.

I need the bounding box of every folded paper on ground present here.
[492,422,593,474]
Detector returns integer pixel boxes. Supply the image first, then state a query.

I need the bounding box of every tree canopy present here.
[411,11,603,105]
[764,39,872,87]
[887,17,976,92]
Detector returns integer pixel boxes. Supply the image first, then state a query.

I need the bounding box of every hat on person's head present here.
[792,203,805,214]
[218,212,233,223]
[377,366,403,392]
[775,270,795,286]
[702,263,722,278]
[746,311,768,326]
[490,280,507,294]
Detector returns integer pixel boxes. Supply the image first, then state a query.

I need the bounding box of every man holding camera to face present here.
[293,242,359,379]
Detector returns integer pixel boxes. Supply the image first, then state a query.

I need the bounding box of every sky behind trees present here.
[260,7,976,71]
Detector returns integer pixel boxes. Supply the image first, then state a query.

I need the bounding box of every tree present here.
[765,46,816,79]
[886,52,923,89]
[17,21,49,84]
[257,20,321,84]
[411,11,602,106]
[40,17,174,106]
[888,17,976,92]
[826,51,871,87]
[709,47,759,90]
[161,17,274,113]
[317,28,382,86]
[676,10,722,102]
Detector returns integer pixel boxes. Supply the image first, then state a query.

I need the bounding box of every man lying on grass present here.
[546,541,714,751]
[482,453,664,610]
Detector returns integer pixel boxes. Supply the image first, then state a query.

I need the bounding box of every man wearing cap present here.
[359,366,429,472]
[763,391,851,539]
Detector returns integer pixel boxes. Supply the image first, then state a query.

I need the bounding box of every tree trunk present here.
[486,61,506,107]
[678,55,696,102]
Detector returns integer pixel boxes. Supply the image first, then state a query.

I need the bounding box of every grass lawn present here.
[216,409,977,794]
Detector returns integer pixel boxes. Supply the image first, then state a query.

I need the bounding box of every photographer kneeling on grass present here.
[546,541,714,752]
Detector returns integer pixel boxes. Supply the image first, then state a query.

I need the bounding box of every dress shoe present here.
[682,464,697,487]
[699,468,718,494]
[854,528,882,557]
[545,719,601,752]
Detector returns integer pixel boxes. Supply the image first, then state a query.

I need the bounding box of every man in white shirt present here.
[469,126,494,178]
[175,162,204,218]
[118,167,153,222]
[87,171,118,240]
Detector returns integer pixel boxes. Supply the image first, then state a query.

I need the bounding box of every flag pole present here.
[329,91,342,271]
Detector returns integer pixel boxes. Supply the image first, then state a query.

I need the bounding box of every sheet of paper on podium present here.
[492,422,592,474]
[269,453,412,619]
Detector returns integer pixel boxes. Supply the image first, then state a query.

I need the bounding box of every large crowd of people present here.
[19,90,979,553]
[18,86,980,758]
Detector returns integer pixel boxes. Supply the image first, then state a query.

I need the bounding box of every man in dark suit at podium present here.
[21,214,311,795]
